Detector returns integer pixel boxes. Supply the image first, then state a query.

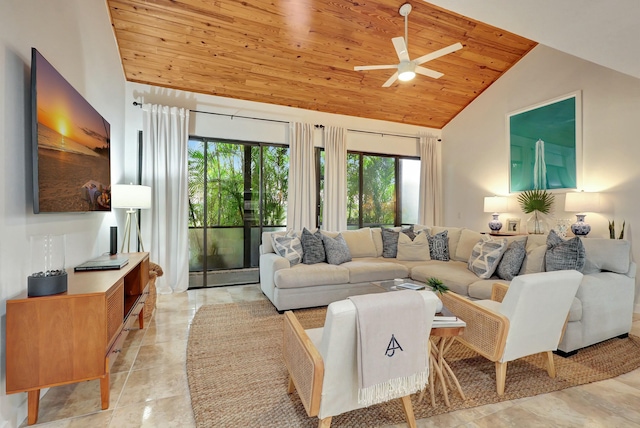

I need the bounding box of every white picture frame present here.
[506,218,521,233]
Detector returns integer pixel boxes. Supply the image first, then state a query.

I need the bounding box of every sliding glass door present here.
[188,138,288,287]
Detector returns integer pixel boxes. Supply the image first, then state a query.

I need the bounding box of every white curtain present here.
[418,134,443,226]
[141,104,190,293]
[322,126,347,231]
[287,122,316,231]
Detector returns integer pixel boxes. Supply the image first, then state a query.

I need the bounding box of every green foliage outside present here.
[347,154,396,227]
[188,141,289,228]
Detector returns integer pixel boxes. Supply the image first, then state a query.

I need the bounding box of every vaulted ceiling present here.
[107,0,537,129]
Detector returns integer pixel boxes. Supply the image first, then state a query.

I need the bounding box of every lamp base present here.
[571,214,591,236]
[488,213,502,232]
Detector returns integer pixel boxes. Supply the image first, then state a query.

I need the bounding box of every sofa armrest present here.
[491,282,509,303]
[259,253,291,301]
[283,311,324,417]
[439,291,509,362]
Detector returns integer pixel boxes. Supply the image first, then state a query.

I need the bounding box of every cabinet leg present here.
[27,389,40,425]
[138,307,145,329]
[100,370,110,410]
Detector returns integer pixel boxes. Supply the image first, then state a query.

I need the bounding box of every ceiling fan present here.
[354,3,463,87]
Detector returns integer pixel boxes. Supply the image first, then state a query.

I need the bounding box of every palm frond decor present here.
[517,189,554,214]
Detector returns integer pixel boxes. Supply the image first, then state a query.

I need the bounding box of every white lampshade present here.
[111,184,151,209]
[565,191,601,213]
[484,196,508,213]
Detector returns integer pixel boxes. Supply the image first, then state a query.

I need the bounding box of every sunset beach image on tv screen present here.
[32,48,111,213]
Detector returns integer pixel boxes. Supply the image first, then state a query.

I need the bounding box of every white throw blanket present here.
[348,291,429,405]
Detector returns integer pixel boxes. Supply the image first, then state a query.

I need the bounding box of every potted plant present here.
[517,189,555,234]
[427,277,449,295]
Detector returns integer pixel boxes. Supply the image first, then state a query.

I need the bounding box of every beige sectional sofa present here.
[259,226,636,354]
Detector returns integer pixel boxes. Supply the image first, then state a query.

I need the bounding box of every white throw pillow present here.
[397,232,431,261]
[341,227,377,258]
[468,236,508,279]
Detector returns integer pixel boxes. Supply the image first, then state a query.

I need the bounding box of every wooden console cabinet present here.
[5,252,150,425]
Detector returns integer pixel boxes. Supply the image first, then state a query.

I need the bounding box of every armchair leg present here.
[318,417,332,428]
[545,351,556,378]
[495,361,507,396]
[287,375,295,394]
[400,396,417,428]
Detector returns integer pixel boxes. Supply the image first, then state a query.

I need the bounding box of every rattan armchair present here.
[283,291,440,428]
[439,270,583,395]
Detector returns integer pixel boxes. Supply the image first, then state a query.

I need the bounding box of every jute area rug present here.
[186,300,640,427]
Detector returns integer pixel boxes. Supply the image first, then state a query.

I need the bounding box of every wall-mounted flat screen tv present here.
[31,48,111,213]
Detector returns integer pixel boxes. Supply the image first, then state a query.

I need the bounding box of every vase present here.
[526,211,548,234]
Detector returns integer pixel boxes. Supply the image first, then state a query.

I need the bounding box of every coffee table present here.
[372,278,425,292]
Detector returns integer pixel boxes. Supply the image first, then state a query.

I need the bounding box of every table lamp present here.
[564,191,601,236]
[484,196,508,232]
[111,184,151,252]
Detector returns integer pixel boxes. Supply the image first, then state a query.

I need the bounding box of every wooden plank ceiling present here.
[106,0,537,129]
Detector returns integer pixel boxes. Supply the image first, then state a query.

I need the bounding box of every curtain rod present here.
[133,102,440,140]
[315,124,441,141]
[132,101,289,125]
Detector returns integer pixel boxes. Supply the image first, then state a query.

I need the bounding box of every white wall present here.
[0,1,126,426]
[442,45,640,309]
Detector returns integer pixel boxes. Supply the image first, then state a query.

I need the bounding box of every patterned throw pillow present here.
[468,236,508,279]
[545,229,586,272]
[496,240,526,280]
[322,233,352,265]
[271,232,303,266]
[427,230,450,261]
[300,228,326,264]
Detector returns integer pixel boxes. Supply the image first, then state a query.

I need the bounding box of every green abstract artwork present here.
[509,93,580,192]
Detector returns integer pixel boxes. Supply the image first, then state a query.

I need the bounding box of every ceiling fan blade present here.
[414,42,463,65]
[382,72,398,87]
[354,64,398,71]
[391,37,410,62]
[415,65,444,79]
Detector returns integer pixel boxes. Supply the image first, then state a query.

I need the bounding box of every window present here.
[318,150,420,229]
[188,138,289,287]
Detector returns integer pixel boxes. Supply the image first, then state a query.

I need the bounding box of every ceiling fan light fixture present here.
[397,61,416,81]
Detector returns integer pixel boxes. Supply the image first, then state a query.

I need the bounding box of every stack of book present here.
[432,315,466,328]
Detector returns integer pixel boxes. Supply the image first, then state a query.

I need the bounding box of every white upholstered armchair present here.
[439,270,583,395]
[283,290,441,427]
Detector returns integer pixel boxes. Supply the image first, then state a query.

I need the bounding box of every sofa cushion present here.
[397,232,431,261]
[468,279,508,300]
[568,297,582,322]
[322,233,352,265]
[468,236,508,279]
[371,227,384,257]
[274,263,350,289]
[545,230,586,272]
[301,228,326,264]
[455,229,483,262]
[428,230,450,261]
[432,226,463,262]
[496,240,526,280]
[341,228,377,258]
[410,261,477,296]
[580,238,631,274]
[520,243,547,275]
[343,259,409,283]
[271,232,303,266]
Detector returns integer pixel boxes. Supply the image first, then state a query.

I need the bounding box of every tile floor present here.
[22,286,640,427]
